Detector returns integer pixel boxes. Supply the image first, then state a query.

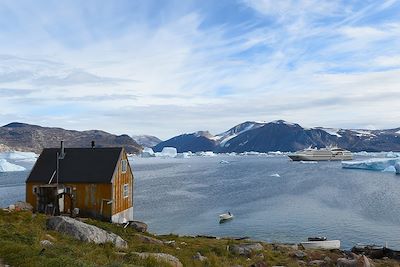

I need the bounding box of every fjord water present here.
[1,155,400,249]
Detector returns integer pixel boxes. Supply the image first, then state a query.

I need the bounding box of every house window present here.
[33,186,38,194]
[121,159,127,173]
[123,184,129,198]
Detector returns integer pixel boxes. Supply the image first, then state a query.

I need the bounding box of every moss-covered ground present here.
[0,210,398,267]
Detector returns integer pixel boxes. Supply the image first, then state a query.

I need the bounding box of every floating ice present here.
[176,152,191,158]
[383,166,397,173]
[219,160,230,164]
[395,162,400,174]
[268,151,284,156]
[157,147,178,158]
[269,173,280,177]
[342,158,400,173]
[386,151,400,158]
[196,151,216,157]
[141,147,155,158]
[0,159,26,172]
[0,151,38,161]
[299,161,318,164]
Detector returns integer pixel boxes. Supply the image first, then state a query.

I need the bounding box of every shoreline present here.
[1,210,400,266]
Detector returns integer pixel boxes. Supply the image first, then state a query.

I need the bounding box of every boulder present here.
[129,220,148,233]
[337,258,357,267]
[14,201,33,211]
[337,254,374,267]
[193,252,207,262]
[46,216,128,249]
[292,250,307,259]
[250,262,267,267]
[230,243,264,256]
[135,234,163,245]
[309,260,325,266]
[40,240,53,247]
[134,252,183,267]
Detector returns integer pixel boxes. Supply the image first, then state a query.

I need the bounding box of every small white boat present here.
[219,212,234,221]
[300,237,340,249]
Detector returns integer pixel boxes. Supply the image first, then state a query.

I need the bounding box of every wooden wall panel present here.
[112,150,134,215]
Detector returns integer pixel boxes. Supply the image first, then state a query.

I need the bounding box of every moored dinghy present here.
[300,237,340,249]
[219,212,234,223]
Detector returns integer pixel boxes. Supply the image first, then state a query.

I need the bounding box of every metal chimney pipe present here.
[60,141,65,159]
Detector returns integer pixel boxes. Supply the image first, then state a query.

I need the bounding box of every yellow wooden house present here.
[25,142,134,223]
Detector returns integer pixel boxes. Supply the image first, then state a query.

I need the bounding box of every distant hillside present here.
[0,122,142,154]
[154,120,400,153]
[132,135,162,148]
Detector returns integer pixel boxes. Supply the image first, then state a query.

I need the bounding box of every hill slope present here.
[0,122,142,154]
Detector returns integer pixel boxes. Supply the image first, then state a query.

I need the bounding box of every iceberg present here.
[395,162,400,174]
[386,151,400,158]
[383,166,397,173]
[141,147,155,158]
[0,151,38,161]
[269,173,280,177]
[0,159,26,172]
[157,147,178,158]
[342,158,400,173]
[176,152,191,158]
[196,151,216,157]
[219,160,230,164]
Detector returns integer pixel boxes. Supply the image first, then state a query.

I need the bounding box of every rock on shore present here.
[46,216,128,249]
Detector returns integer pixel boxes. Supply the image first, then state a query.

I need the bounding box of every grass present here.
[0,210,399,267]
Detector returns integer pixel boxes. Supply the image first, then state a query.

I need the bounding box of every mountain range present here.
[131,135,162,148]
[1,120,399,154]
[0,122,143,154]
[154,120,400,153]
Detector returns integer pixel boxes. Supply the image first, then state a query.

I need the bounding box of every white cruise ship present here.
[288,146,352,161]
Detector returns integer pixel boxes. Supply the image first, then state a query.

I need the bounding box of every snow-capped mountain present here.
[153,131,218,153]
[154,120,400,153]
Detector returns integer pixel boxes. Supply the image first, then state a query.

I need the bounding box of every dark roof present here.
[26,147,123,183]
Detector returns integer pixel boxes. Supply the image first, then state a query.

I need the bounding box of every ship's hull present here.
[288,154,352,161]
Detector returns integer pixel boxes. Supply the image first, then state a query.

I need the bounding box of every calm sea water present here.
[1,154,400,249]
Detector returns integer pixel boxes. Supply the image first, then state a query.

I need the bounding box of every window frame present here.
[121,159,127,173]
[123,183,129,198]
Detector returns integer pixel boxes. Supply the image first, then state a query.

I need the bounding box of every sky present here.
[0,0,400,139]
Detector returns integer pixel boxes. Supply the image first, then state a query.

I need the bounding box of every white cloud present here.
[0,1,399,138]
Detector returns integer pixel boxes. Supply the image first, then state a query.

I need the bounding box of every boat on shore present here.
[300,237,340,249]
[351,244,400,260]
[288,146,352,161]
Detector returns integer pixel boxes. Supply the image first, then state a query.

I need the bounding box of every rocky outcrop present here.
[337,254,374,267]
[129,221,148,233]
[193,252,208,262]
[135,234,163,245]
[230,243,264,256]
[134,252,183,267]
[46,216,128,249]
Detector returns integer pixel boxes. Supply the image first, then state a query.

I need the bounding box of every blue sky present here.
[0,0,400,138]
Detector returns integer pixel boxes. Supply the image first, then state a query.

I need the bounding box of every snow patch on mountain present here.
[216,121,266,147]
[351,130,376,137]
[315,128,342,137]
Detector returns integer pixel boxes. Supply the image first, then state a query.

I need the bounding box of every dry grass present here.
[0,210,399,267]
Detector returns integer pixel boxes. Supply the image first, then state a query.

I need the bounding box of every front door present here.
[101,199,112,220]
